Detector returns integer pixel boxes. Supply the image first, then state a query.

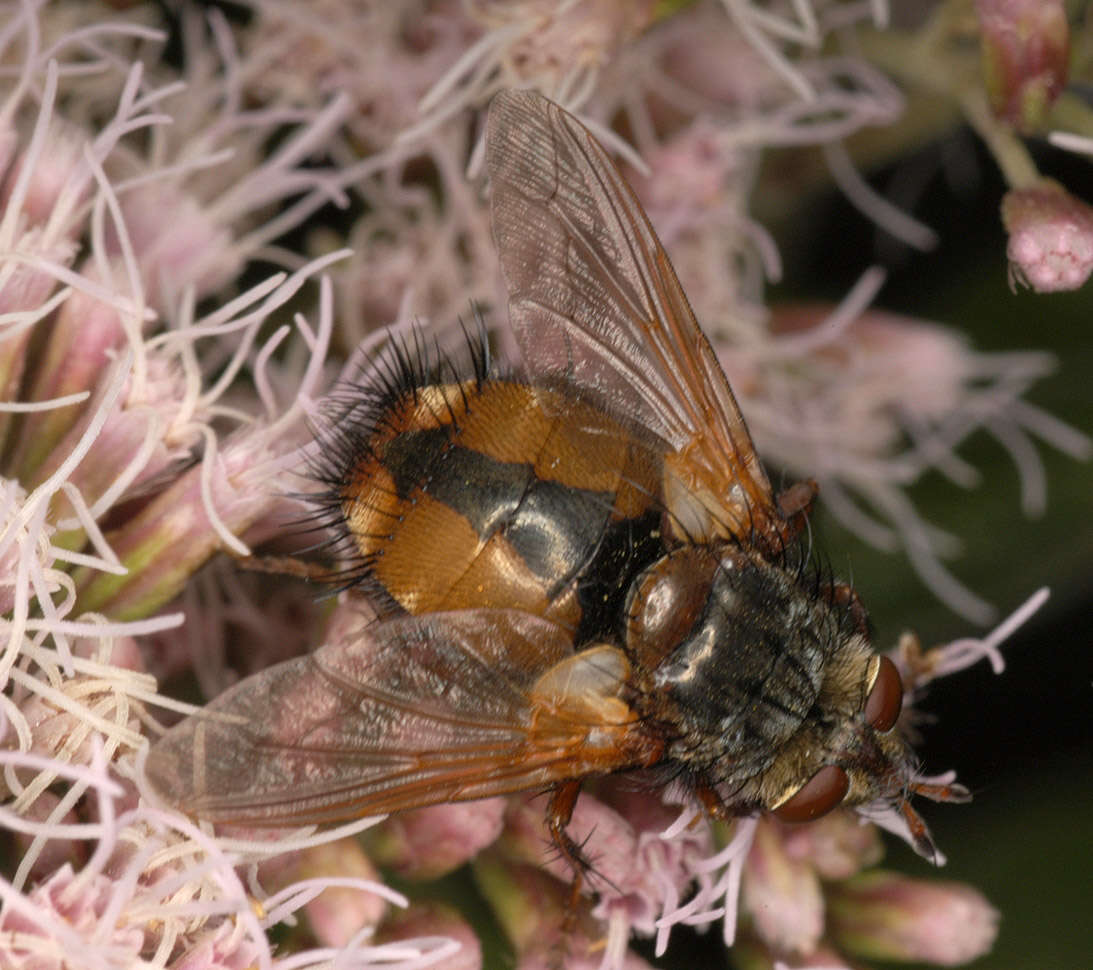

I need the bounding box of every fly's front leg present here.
[823,580,870,637]
[546,779,587,899]
[539,780,591,968]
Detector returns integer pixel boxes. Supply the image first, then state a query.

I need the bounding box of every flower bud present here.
[1002,180,1093,293]
[73,421,301,619]
[11,274,130,482]
[741,819,824,955]
[977,0,1069,132]
[295,838,389,947]
[777,809,884,881]
[377,902,482,970]
[473,852,653,970]
[827,869,999,965]
[730,935,857,970]
[365,798,506,881]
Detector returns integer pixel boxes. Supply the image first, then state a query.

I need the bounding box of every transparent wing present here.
[145,610,656,826]
[487,89,788,549]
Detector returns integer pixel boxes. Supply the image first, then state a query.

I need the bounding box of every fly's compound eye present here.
[772,764,850,823]
[864,655,903,733]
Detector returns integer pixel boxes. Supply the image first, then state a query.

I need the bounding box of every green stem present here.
[959,88,1040,189]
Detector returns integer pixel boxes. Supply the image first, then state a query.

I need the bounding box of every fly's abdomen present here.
[339,379,665,637]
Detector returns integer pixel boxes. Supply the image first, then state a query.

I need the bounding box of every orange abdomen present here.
[339,380,666,640]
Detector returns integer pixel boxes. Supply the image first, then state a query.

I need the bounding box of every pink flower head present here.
[367,798,507,881]
[828,870,999,966]
[723,297,1087,623]
[0,4,1083,970]
[1002,180,1093,292]
[466,0,657,94]
[337,140,497,347]
[240,0,480,148]
[0,863,146,969]
[501,788,714,959]
[377,901,483,970]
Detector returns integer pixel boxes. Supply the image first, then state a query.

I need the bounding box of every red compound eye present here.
[864,655,903,733]
[773,764,849,823]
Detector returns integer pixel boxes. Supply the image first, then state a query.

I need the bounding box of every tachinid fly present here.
[146,89,967,872]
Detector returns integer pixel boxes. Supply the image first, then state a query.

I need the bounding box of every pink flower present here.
[725,301,1087,622]
[240,0,480,148]
[0,864,146,969]
[377,901,482,970]
[827,870,999,966]
[0,4,1082,970]
[366,798,507,881]
[504,787,713,945]
[1002,180,1093,292]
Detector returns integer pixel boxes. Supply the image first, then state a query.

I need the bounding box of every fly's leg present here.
[694,776,731,821]
[547,779,588,908]
[775,479,817,540]
[232,553,338,584]
[823,580,870,637]
[546,778,607,969]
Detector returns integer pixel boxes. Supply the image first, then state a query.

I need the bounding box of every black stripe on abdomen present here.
[382,428,620,596]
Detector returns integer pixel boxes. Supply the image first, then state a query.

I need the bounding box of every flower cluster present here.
[0,2,1087,970]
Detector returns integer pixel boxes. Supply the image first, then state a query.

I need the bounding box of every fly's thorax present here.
[644,551,844,778]
[631,549,912,817]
